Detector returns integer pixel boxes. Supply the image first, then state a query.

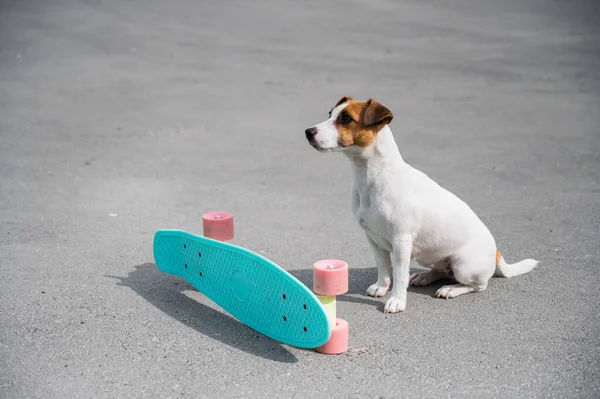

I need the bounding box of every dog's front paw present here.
[383,295,406,313]
[366,283,389,297]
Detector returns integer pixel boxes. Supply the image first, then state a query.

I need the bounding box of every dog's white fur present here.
[307,101,539,313]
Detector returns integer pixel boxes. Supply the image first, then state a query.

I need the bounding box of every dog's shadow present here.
[288,267,453,312]
[111,263,299,363]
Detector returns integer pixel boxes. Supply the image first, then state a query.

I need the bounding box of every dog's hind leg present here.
[409,259,451,287]
[435,284,480,299]
[409,270,447,287]
[434,251,494,299]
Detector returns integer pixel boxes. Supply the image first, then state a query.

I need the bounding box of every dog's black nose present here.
[305,127,317,138]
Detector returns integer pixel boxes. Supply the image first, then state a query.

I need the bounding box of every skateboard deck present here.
[153,229,331,348]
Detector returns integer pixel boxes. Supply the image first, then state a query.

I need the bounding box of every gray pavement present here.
[1,0,599,397]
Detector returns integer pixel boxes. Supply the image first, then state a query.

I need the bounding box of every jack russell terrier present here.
[305,96,538,313]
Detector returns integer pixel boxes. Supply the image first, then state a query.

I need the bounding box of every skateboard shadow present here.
[288,267,452,312]
[111,263,298,363]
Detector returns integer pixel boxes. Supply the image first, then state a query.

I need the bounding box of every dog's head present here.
[304,96,393,153]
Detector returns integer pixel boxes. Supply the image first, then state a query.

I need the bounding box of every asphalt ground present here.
[1,0,599,397]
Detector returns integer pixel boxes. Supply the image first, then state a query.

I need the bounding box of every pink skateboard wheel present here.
[202,212,234,241]
[316,318,348,355]
[313,259,348,296]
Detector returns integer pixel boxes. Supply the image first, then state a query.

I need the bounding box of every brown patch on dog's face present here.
[335,96,352,107]
[333,98,393,148]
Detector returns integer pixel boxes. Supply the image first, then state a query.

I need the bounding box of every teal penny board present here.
[153,229,331,348]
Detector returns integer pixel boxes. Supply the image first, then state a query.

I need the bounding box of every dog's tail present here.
[494,250,539,278]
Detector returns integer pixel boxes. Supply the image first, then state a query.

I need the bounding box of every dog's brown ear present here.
[335,96,352,107]
[363,99,393,126]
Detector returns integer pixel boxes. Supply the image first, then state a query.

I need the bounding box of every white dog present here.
[305,96,539,313]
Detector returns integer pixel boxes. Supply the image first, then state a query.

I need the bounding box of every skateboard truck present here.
[312,259,349,355]
[201,211,349,355]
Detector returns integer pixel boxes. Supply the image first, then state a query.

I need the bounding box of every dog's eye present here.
[328,108,333,118]
[339,113,353,125]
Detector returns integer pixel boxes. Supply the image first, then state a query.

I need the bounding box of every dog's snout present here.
[305,127,317,139]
